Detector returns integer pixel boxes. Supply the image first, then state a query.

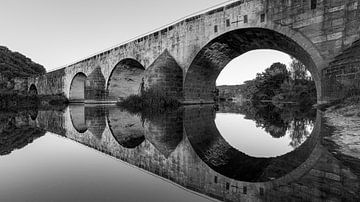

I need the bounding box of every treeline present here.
[239,58,316,105]
[0,46,48,109]
[0,45,46,95]
[0,46,45,79]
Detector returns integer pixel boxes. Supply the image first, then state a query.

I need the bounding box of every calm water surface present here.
[0,102,359,202]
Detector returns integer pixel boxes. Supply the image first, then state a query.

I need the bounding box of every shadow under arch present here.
[106,106,145,149]
[184,27,322,104]
[69,104,88,133]
[184,105,321,182]
[107,58,145,101]
[69,72,87,103]
[29,84,38,95]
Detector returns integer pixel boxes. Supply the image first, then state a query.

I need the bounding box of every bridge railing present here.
[47,0,238,72]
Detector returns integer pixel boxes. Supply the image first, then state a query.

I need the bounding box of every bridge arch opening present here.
[184,28,320,104]
[29,84,38,95]
[107,59,145,101]
[69,72,87,102]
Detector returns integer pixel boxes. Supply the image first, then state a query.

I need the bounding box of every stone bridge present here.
[27,0,360,103]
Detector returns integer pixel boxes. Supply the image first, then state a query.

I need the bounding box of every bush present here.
[117,89,181,118]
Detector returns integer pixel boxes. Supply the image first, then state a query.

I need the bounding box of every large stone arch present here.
[69,72,87,102]
[106,58,145,101]
[184,26,325,104]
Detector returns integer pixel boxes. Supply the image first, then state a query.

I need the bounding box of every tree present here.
[253,62,290,101]
[289,57,311,81]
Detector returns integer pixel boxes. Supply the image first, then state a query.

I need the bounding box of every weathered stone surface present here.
[323,39,360,100]
[144,50,183,99]
[85,67,106,101]
[28,68,65,96]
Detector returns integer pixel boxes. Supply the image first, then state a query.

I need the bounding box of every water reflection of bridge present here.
[30,105,359,201]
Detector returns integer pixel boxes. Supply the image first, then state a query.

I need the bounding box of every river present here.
[0,102,358,201]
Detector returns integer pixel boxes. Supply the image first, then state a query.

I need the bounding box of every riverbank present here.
[324,96,360,160]
[0,93,68,112]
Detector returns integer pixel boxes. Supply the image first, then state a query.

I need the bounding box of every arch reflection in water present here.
[69,104,88,133]
[106,107,183,155]
[184,104,318,182]
[215,102,315,158]
[107,106,145,148]
[40,104,359,201]
[69,104,106,139]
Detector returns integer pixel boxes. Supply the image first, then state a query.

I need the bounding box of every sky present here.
[0,0,291,85]
[217,50,292,85]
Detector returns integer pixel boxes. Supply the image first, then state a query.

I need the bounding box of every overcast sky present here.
[0,0,291,85]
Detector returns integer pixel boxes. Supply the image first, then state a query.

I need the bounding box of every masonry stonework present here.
[323,39,360,100]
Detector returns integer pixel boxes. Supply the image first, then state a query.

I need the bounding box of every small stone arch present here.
[69,72,87,102]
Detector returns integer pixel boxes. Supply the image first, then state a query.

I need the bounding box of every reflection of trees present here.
[288,119,314,148]
[219,101,316,148]
[0,111,45,155]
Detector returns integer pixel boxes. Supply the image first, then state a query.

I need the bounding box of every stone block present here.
[325,173,341,181]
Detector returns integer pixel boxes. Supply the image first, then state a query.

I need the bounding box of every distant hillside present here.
[0,46,45,78]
